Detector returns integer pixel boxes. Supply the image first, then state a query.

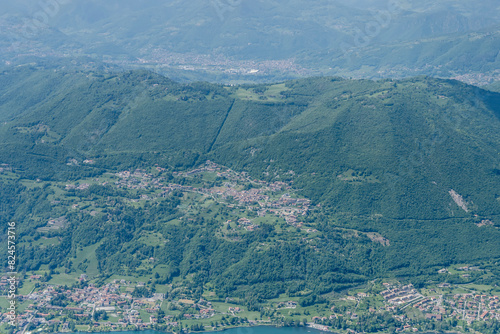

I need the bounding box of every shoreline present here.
[65,324,465,334]
[67,324,331,334]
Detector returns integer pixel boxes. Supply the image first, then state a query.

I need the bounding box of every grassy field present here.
[75,324,91,331]
[31,236,61,247]
[72,242,102,278]
[232,83,288,102]
[47,273,79,286]
[461,284,495,292]
[137,231,168,246]
[18,280,36,295]
[0,297,11,309]
[109,274,150,283]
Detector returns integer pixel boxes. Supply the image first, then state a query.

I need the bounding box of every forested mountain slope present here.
[1,67,500,298]
[2,67,500,219]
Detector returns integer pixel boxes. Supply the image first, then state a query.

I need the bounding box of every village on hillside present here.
[0,162,499,333]
[111,161,311,231]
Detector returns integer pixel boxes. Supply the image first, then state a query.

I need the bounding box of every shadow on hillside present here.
[479,88,500,120]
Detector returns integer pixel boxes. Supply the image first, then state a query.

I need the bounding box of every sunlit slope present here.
[1,68,500,221]
[212,77,500,220]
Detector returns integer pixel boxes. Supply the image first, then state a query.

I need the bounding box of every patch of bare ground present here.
[475,219,494,227]
[366,232,390,246]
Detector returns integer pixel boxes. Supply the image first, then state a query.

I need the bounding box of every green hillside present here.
[1,68,500,301]
[214,78,500,220]
[486,81,500,93]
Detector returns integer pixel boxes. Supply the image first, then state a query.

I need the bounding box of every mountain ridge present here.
[1,68,500,221]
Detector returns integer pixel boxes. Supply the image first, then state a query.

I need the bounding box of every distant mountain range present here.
[1,0,499,83]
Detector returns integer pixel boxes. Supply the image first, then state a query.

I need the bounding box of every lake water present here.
[72,326,329,334]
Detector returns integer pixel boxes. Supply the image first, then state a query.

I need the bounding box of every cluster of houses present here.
[157,163,311,230]
[446,294,500,323]
[381,284,421,305]
[65,183,90,190]
[62,162,312,234]
[234,218,259,231]
[115,169,163,190]
[407,293,500,323]
[412,297,442,314]
[0,278,228,332]
[0,279,169,331]
[144,48,301,76]
[379,283,500,325]
[276,301,297,309]
[172,298,216,320]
